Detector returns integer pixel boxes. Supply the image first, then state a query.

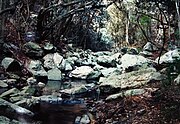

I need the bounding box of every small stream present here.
[32,102,87,124]
[31,79,96,124]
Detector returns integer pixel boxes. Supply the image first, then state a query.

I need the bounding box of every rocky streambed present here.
[0,41,180,123]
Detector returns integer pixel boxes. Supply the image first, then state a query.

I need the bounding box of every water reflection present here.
[33,102,87,124]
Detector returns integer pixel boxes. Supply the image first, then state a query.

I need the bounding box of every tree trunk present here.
[175,0,180,47]
[126,10,129,45]
[0,0,4,52]
[0,0,2,41]
[0,0,6,44]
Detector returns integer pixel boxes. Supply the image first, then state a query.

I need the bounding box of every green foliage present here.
[139,15,151,26]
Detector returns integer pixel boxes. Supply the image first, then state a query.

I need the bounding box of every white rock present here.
[100,68,119,77]
[43,53,63,69]
[65,61,73,71]
[100,68,156,92]
[43,54,55,69]
[69,66,93,79]
[53,53,63,67]
[120,54,151,70]
[47,68,62,80]
[156,49,180,64]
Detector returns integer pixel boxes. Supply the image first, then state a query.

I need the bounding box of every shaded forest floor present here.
[87,82,180,124]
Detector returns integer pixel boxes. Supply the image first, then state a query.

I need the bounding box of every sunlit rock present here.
[43,53,64,70]
[100,68,157,93]
[156,49,180,64]
[120,54,152,71]
[47,68,62,81]
[69,66,93,79]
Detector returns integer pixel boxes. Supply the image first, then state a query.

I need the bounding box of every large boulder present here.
[1,57,21,72]
[42,68,62,94]
[43,54,56,69]
[75,57,96,67]
[28,60,47,77]
[156,49,180,64]
[47,68,62,81]
[69,66,94,79]
[23,42,44,58]
[99,68,158,92]
[43,53,64,70]
[120,54,152,71]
